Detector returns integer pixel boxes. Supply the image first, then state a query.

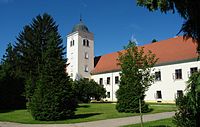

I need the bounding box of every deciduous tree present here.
[116,41,157,113]
[137,0,200,52]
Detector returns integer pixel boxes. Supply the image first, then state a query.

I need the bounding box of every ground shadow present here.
[78,104,90,108]
[149,125,171,127]
[0,109,14,113]
[148,108,154,112]
[71,113,102,119]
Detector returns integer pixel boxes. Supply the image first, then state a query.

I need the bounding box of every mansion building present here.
[66,20,200,103]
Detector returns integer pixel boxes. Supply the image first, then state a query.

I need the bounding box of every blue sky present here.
[0,0,183,59]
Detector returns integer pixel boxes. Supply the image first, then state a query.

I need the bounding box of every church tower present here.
[66,19,94,80]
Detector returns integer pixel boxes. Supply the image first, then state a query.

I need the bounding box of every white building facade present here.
[67,20,199,103]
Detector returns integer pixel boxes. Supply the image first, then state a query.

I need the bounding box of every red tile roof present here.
[91,36,198,75]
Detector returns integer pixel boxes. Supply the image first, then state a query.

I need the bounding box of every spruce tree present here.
[15,13,77,120]
[116,41,157,113]
[30,34,77,120]
[0,43,26,109]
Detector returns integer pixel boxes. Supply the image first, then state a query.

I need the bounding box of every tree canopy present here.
[137,0,200,52]
[72,78,106,103]
[116,41,158,113]
[174,71,200,127]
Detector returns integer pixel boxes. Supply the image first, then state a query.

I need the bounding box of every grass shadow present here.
[149,125,171,127]
[0,109,14,113]
[148,108,154,112]
[71,113,102,119]
[78,105,90,108]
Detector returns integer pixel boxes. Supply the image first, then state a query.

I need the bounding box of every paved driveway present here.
[0,112,175,127]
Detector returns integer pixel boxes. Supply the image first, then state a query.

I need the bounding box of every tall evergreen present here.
[0,44,26,109]
[30,33,77,120]
[15,13,77,120]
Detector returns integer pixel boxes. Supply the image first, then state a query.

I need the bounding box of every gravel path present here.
[0,112,175,127]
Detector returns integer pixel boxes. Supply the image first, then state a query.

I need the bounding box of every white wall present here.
[92,71,120,101]
[92,60,200,103]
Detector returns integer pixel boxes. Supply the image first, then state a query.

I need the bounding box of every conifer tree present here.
[15,13,77,120]
[30,35,77,120]
[0,43,26,109]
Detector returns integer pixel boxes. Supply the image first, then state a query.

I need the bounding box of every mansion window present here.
[155,71,161,81]
[190,67,198,75]
[85,52,89,59]
[70,73,73,77]
[156,91,162,99]
[99,78,103,85]
[107,77,110,84]
[177,90,183,98]
[84,65,89,72]
[107,92,110,98]
[115,76,119,84]
[175,69,182,79]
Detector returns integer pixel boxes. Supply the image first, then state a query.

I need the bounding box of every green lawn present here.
[122,118,176,127]
[0,103,176,124]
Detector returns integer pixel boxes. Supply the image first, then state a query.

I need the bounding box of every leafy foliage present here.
[173,71,200,127]
[73,78,106,103]
[137,0,200,52]
[0,44,26,109]
[14,13,77,120]
[116,41,158,113]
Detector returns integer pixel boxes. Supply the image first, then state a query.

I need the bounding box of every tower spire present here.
[80,14,82,22]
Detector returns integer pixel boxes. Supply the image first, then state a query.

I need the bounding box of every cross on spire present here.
[80,14,82,22]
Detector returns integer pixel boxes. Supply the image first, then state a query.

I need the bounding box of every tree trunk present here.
[139,98,144,127]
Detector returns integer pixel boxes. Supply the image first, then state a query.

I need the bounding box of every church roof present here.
[91,36,198,75]
[71,20,89,33]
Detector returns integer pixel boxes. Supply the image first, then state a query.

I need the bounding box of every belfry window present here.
[83,39,89,47]
[70,40,75,47]
[86,40,89,47]
[83,39,86,46]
